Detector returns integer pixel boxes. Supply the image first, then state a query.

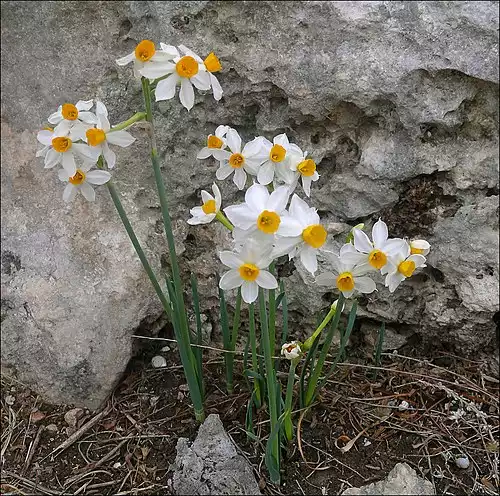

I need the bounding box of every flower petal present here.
[196,147,212,159]
[273,133,289,147]
[78,112,97,124]
[257,160,275,185]
[341,251,368,266]
[80,182,96,202]
[241,281,258,303]
[106,130,136,147]
[233,168,247,190]
[61,152,77,176]
[372,219,388,249]
[155,73,179,101]
[37,130,53,146]
[115,51,135,66]
[226,128,242,154]
[159,43,180,58]
[216,163,234,180]
[86,170,111,185]
[245,184,269,212]
[47,111,63,125]
[62,183,77,202]
[140,62,175,79]
[209,73,223,101]
[213,183,222,210]
[190,70,211,90]
[386,272,405,293]
[277,216,303,237]
[355,276,376,294]
[315,271,336,287]
[300,246,318,275]
[407,254,427,268]
[302,176,313,197]
[179,78,195,111]
[219,269,243,290]
[102,142,116,169]
[267,185,290,213]
[256,270,278,290]
[289,194,311,225]
[75,100,94,111]
[353,228,373,254]
[224,204,257,230]
[219,251,243,269]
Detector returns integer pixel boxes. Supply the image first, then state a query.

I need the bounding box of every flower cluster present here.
[190,127,431,304]
[196,126,319,195]
[117,41,222,110]
[36,99,137,202]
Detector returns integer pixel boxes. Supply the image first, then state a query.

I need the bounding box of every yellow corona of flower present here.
[197,125,229,159]
[57,163,111,203]
[47,99,97,140]
[384,241,427,292]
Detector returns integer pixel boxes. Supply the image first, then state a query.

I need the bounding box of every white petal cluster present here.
[116,40,223,111]
[197,129,319,196]
[189,127,431,303]
[36,99,138,203]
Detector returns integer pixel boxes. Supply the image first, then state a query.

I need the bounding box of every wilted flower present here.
[187,183,222,225]
[219,240,278,303]
[281,341,302,360]
[197,125,229,159]
[316,243,376,298]
[384,241,426,292]
[86,101,136,169]
[116,40,176,79]
[57,164,111,202]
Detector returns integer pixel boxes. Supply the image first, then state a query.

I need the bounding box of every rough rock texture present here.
[171,414,261,495]
[342,462,435,495]
[1,1,499,407]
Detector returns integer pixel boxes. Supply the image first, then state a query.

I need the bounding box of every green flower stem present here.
[248,303,261,408]
[108,112,147,132]
[141,77,204,422]
[105,178,171,319]
[226,288,242,394]
[304,293,345,406]
[259,288,280,484]
[302,299,340,351]
[283,358,298,441]
[215,210,234,231]
[268,262,277,357]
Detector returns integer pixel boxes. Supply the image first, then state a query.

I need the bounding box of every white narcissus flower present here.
[273,194,328,275]
[86,101,136,169]
[289,152,320,198]
[384,241,427,293]
[197,125,229,159]
[224,184,302,240]
[187,183,222,225]
[316,243,376,298]
[219,240,278,303]
[212,129,266,190]
[257,134,303,186]
[57,164,111,202]
[281,341,302,360]
[341,220,407,275]
[410,239,431,256]
[36,129,99,177]
[116,39,176,79]
[153,44,212,111]
[48,100,97,140]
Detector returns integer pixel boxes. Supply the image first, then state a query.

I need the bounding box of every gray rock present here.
[1,1,498,407]
[342,462,435,495]
[171,414,261,495]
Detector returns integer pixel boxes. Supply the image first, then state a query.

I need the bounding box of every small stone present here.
[398,400,410,411]
[455,456,470,469]
[113,461,122,469]
[46,424,59,433]
[5,395,15,405]
[64,408,84,427]
[151,356,167,368]
[160,345,171,352]
[30,411,46,422]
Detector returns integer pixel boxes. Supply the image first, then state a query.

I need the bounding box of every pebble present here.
[5,395,15,405]
[64,408,84,427]
[455,455,470,469]
[151,355,167,368]
[160,345,171,352]
[46,424,59,433]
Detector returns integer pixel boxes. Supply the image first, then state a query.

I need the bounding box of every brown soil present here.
[1,333,498,495]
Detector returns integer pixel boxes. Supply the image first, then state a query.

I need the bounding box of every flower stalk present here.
[215,210,234,231]
[109,111,147,132]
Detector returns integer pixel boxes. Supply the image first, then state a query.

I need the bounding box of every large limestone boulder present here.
[1,1,498,407]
